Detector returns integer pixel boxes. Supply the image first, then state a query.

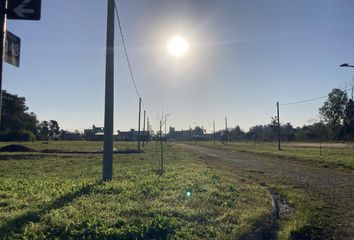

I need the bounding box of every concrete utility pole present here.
[213,121,216,144]
[138,97,141,151]
[103,0,115,181]
[277,102,281,151]
[0,0,6,129]
[225,117,228,145]
[160,120,164,174]
[142,110,146,147]
[164,113,170,144]
[147,117,150,144]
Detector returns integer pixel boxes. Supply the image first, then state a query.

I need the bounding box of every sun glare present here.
[167,36,189,57]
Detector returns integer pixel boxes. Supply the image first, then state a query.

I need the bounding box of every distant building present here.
[61,131,82,141]
[84,125,104,141]
[117,129,151,141]
[117,129,137,141]
[169,127,193,141]
[169,126,206,141]
[83,125,117,141]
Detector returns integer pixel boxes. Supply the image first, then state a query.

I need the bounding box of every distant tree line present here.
[224,88,354,142]
[2,88,354,142]
[0,90,60,141]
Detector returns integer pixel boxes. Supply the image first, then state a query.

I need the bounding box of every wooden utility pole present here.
[137,97,141,151]
[277,102,281,151]
[103,0,115,181]
[143,110,146,147]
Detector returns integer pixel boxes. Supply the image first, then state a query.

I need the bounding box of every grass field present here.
[0,141,275,239]
[193,140,354,170]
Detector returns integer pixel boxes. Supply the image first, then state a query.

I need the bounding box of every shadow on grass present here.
[0,182,99,238]
[0,154,48,161]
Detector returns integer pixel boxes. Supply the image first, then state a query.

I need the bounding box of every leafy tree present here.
[0,90,38,141]
[192,126,205,136]
[295,122,328,141]
[319,88,347,138]
[49,120,60,138]
[229,125,245,140]
[38,121,49,140]
[343,99,354,140]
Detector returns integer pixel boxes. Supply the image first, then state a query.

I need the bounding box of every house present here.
[117,129,151,141]
[169,126,206,141]
[83,125,104,140]
[83,125,119,141]
[61,131,82,141]
[117,129,137,141]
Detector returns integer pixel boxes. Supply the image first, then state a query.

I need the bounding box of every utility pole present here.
[0,0,6,128]
[137,97,141,151]
[143,110,146,147]
[102,0,115,181]
[147,117,150,144]
[277,102,281,151]
[159,120,164,175]
[213,121,215,144]
[225,116,228,145]
[164,114,170,144]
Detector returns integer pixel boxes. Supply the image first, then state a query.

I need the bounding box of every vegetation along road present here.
[176,142,354,240]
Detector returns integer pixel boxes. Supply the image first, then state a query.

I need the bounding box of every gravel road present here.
[175,143,354,239]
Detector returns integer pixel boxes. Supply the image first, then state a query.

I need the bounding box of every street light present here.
[339,63,354,99]
[164,114,171,143]
[340,63,354,68]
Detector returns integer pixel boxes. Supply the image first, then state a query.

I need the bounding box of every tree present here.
[319,88,348,138]
[0,90,38,141]
[38,121,49,140]
[49,120,60,138]
[229,125,245,140]
[343,99,354,140]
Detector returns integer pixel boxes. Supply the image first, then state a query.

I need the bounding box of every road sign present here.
[4,31,21,67]
[7,0,41,20]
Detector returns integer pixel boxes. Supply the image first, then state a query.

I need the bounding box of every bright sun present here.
[167,36,189,57]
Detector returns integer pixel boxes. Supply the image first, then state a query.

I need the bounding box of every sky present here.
[3,0,354,133]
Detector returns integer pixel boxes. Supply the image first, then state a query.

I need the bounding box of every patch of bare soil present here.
[0,144,35,152]
[176,143,354,240]
[40,149,143,154]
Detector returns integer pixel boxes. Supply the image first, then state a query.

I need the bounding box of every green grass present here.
[271,185,326,240]
[0,141,272,239]
[193,141,354,170]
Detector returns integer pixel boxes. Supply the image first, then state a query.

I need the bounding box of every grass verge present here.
[191,141,354,170]
[0,141,271,239]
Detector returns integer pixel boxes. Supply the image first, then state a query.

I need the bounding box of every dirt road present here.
[175,143,354,240]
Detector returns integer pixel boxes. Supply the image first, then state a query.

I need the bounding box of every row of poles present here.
[210,102,281,151]
[102,1,153,181]
[102,0,282,181]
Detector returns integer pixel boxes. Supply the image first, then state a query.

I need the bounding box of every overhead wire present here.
[280,87,354,106]
[114,1,151,132]
[114,0,354,130]
[114,1,143,104]
[114,0,150,129]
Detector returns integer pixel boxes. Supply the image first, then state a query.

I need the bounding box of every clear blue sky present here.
[4,0,354,133]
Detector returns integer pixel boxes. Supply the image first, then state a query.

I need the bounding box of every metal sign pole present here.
[0,0,6,129]
[103,0,114,181]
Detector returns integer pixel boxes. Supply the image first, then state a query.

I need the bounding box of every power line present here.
[114,1,141,100]
[280,87,354,106]
[280,95,327,106]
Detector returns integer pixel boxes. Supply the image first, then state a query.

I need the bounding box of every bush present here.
[0,129,36,141]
